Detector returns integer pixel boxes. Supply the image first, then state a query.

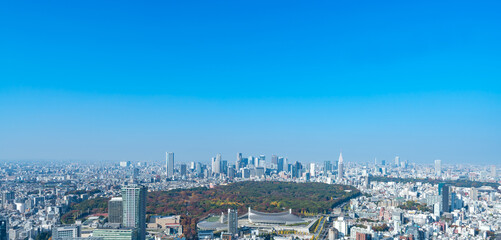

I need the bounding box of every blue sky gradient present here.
[1,1,500,164]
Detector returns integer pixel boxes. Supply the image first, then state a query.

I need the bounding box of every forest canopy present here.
[63,181,360,239]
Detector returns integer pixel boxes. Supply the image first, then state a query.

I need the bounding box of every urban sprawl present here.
[0,153,499,240]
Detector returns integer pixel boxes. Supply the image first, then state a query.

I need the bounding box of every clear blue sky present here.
[1,1,500,165]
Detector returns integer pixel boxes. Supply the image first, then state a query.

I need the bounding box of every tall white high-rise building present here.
[166,152,174,178]
[333,217,348,237]
[236,153,242,169]
[310,163,316,177]
[258,155,266,167]
[122,184,147,240]
[395,156,400,166]
[214,153,222,174]
[435,159,442,176]
[338,152,344,180]
[211,157,216,174]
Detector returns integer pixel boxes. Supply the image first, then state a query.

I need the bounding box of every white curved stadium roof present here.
[247,207,305,225]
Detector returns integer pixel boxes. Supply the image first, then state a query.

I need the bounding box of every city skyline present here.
[0,1,499,239]
[1,148,497,240]
[0,150,499,167]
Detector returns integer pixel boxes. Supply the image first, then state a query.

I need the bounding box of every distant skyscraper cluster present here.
[2,150,497,240]
[155,151,469,187]
[157,150,347,182]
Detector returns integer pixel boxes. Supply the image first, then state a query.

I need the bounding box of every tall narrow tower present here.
[310,163,316,177]
[236,153,242,169]
[440,184,450,213]
[214,153,222,174]
[166,152,174,178]
[122,184,147,240]
[278,157,285,172]
[435,159,442,176]
[324,160,332,174]
[338,152,344,180]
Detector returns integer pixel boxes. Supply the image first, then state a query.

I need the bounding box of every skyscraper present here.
[214,154,222,174]
[277,157,285,172]
[195,162,202,175]
[310,163,316,177]
[221,160,228,174]
[228,167,235,179]
[236,153,242,169]
[211,157,216,174]
[292,161,302,178]
[395,156,400,166]
[338,152,344,180]
[122,184,147,240]
[439,184,450,213]
[258,155,266,167]
[131,168,139,183]
[438,182,444,195]
[227,209,238,236]
[241,157,248,168]
[435,159,442,176]
[166,152,174,178]
[108,197,123,224]
[271,155,278,165]
[180,164,187,176]
[324,160,332,174]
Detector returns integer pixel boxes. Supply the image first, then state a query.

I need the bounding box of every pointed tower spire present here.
[337,150,344,180]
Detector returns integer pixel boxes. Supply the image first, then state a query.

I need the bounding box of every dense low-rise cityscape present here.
[3,0,501,239]
[0,152,499,240]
